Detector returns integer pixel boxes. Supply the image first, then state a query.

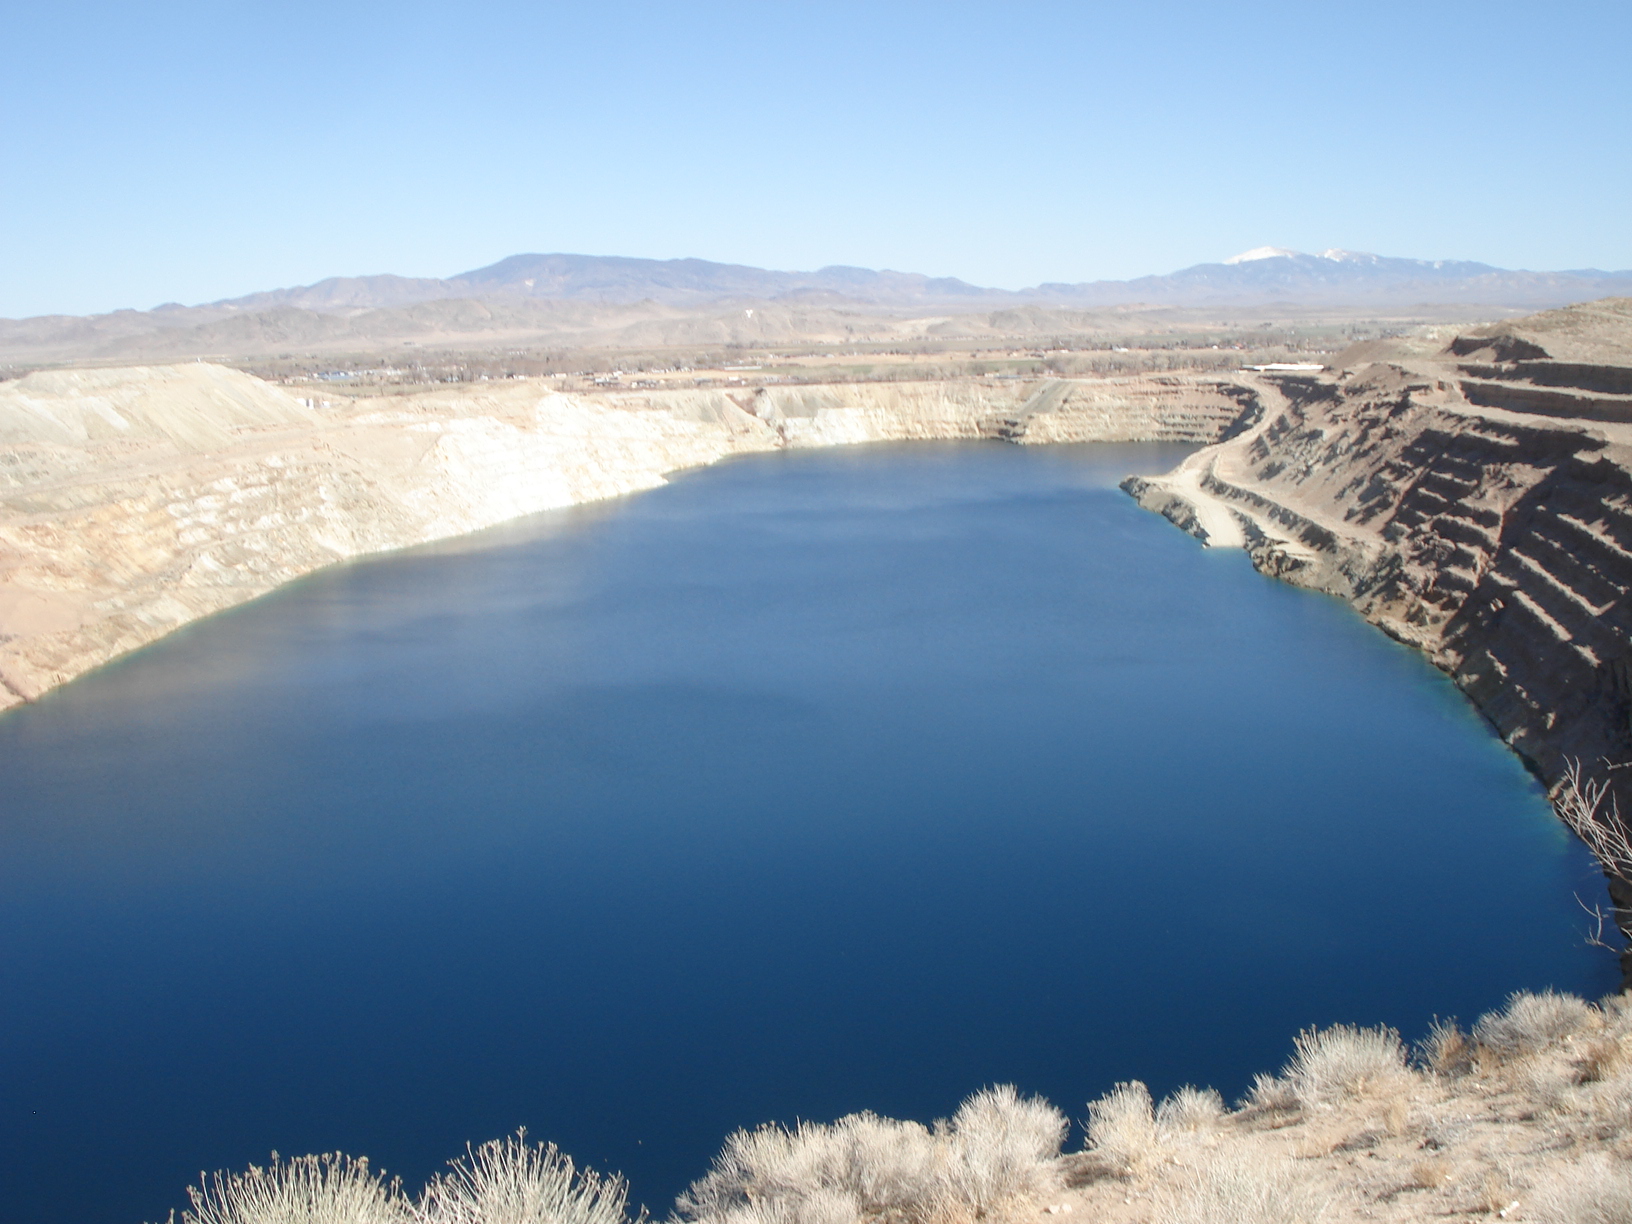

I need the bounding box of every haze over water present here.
[0,442,1614,1224]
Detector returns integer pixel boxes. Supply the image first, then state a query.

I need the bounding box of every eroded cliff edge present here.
[1125,297,1632,867]
[0,365,1258,710]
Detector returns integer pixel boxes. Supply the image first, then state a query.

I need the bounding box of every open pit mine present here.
[6,295,1632,1224]
[4,296,1632,900]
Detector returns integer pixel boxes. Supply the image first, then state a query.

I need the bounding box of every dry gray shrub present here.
[1598,994,1632,1040]
[418,1132,634,1224]
[1575,1036,1627,1086]
[941,1085,1067,1212]
[1560,1065,1632,1137]
[1151,1151,1325,1224]
[1530,1154,1632,1224]
[1285,1024,1408,1107]
[676,1087,1064,1224]
[1474,991,1596,1059]
[1382,1094,1412,1137]
[1477,1164,1523,1219]
[743,1188,859,1224]
[1406,1156,1453,1191]
[1417,1018,1472,1076]
[1085,1081,1158,1175]
[170,1152,408,1224]
[1516,1051,1586,1116]
[1579,997,1632,1086]
[676,1114,935,1224]
[1241,1072,1299,1114]
[688,1186,858,1224]
[1155,1087,1225,1137]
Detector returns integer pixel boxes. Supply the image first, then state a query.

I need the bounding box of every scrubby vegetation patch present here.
[161,990,1632,1224]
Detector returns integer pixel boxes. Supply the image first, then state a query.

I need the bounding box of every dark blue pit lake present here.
[0,442,1615,1224]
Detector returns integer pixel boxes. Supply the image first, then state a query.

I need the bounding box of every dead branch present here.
[1576,894,1623,951]
[1554,758,1632,880]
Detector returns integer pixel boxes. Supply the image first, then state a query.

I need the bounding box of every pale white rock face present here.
[775,382,996,447]
[0,363,1261,709]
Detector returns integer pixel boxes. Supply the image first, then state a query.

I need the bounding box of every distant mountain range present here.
[4,248,1628,365]
[1038,247,1632,308]
[192,248,1632,314]
[199,254,1005,313]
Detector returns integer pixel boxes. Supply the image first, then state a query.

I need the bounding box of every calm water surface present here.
[0,442,1614,1223]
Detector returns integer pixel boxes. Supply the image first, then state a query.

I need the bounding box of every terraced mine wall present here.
[0,365,1259,711]
[1130,369,1632,779]
[1125,306,1632,952]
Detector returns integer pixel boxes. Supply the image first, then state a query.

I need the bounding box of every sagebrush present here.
[166,990,1632,1224]
[675,1085,1064,1224]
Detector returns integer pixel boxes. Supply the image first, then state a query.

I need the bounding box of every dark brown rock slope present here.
[1127,298,1632,937]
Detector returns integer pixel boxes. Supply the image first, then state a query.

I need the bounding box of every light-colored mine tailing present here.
[0,364,1261,711]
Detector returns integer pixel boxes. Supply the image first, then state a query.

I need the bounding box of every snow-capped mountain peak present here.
[1223,246,1302,265]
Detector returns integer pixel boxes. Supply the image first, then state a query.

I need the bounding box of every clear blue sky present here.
[2,0,1628,317]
